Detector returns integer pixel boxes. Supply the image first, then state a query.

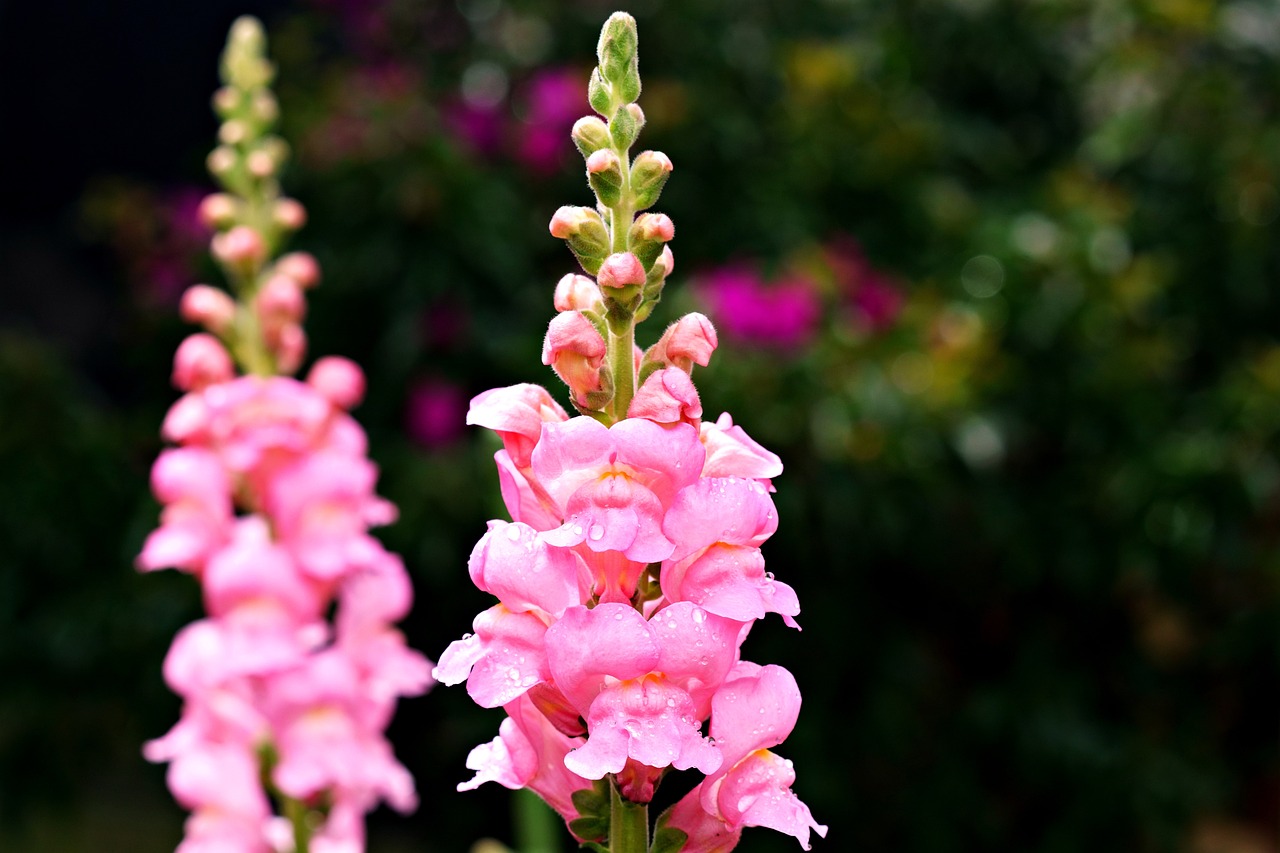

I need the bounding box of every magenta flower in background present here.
[514,67,587,174]
[695,264,821,350]
[445,99,506,158]
[824,237,904,333]
[405,378,468,449]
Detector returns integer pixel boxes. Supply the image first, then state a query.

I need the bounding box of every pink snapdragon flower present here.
[441,13,822,852]
[140,21,431,849]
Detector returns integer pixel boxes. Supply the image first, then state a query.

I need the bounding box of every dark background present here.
[1,1,1278,851]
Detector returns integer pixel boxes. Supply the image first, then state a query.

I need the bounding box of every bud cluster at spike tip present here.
[138,18,432,852]
[439,12,826,852]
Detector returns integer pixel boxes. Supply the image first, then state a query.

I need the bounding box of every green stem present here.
[515,787,560,853]
[608,777,648,853]
[606,305,637,423]
[282,795,311,853]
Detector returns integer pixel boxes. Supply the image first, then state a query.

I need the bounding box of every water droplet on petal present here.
[505,525,522,541]
[572,524,584,537]
[588,524,605,541]
[691,608,706,624]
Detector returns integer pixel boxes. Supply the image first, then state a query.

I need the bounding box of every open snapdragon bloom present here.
[437,12,825,853]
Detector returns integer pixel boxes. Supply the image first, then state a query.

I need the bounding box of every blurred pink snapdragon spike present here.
[137,17,432,853]
[436,13,826,853]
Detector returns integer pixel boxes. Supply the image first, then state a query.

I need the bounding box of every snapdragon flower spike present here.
[138,17,431,853]
[441,11,822,852]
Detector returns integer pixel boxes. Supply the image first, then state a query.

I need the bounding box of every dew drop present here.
[588,524,605,541]
[691,608,706,624]
[765,571,775,580]
[507,667,520,680]
[572,524,584,537]
[505,525,522,541]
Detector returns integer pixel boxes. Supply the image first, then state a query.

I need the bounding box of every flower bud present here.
[211,225,266,270]
[627,367,702,426]
[274,251,321,288]
[218,119,248,146]
[180,285,236,333]
[630,150,672,211]
[647,312,718,373]
[246,149,276,178]
[255,274,306,325]
[554,273,604,313]
[273,323,306,375]
[173,333,235,391]
[250,90,278,124]
[542,311,609,409]
[307,355,366,409]
[572,116,612,158]
[597,12,641,104]
[212,86,240,117]
[597,252,646,289]
[651,245,674,281]
[206,145,237,177]
[628,212,674,269]
[273,197,307,230]
[549,206,611,274]
[609,104,639,149]
[197,193,238,230]
[588,68,612,117]
[586,149,624,207]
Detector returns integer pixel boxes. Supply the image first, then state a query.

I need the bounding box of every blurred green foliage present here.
[3,0,1278,851]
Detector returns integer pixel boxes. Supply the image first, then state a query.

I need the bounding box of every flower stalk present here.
[440,11,825,853]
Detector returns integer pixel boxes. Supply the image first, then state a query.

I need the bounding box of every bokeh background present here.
[1,0,1278,851]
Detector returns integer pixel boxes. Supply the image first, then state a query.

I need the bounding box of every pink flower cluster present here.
[138,256,433,852]
[437,377,827,849]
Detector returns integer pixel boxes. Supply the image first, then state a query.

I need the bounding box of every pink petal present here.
[544,603,660,715]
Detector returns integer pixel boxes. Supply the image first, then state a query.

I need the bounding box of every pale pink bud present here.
[173,333,235,391]
[206,146,236,176]
[275,252,321,288]
[197,193,237,230]
[212,85,239,115]
[655,245,675,279]
[571,116,611,156]
[179,285,236,333]
[628,367,702,426]
[597,252,646,289]
[630,150,673,210]
[553,274,604,313]
[274,198,307,230]
[246,149,275,178]
[218,119,248,146]
[542,312,607,404]
[586,149,619,174]
[306,356,366,410]
[256,275,306,329]
[549,205,588,240]
[634,212,675,243]
[653,312,718,372]
[211,225,266,268]
[275,324,307,375]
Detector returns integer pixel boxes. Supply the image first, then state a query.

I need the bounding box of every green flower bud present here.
[586,149,624,207]
[588,68,613,117]
[628,212,674,269]
[599,13,640,90]
[609,105,639,149]
[572,116,612,158]
[549,206,611,274]
[629,150,673,210]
